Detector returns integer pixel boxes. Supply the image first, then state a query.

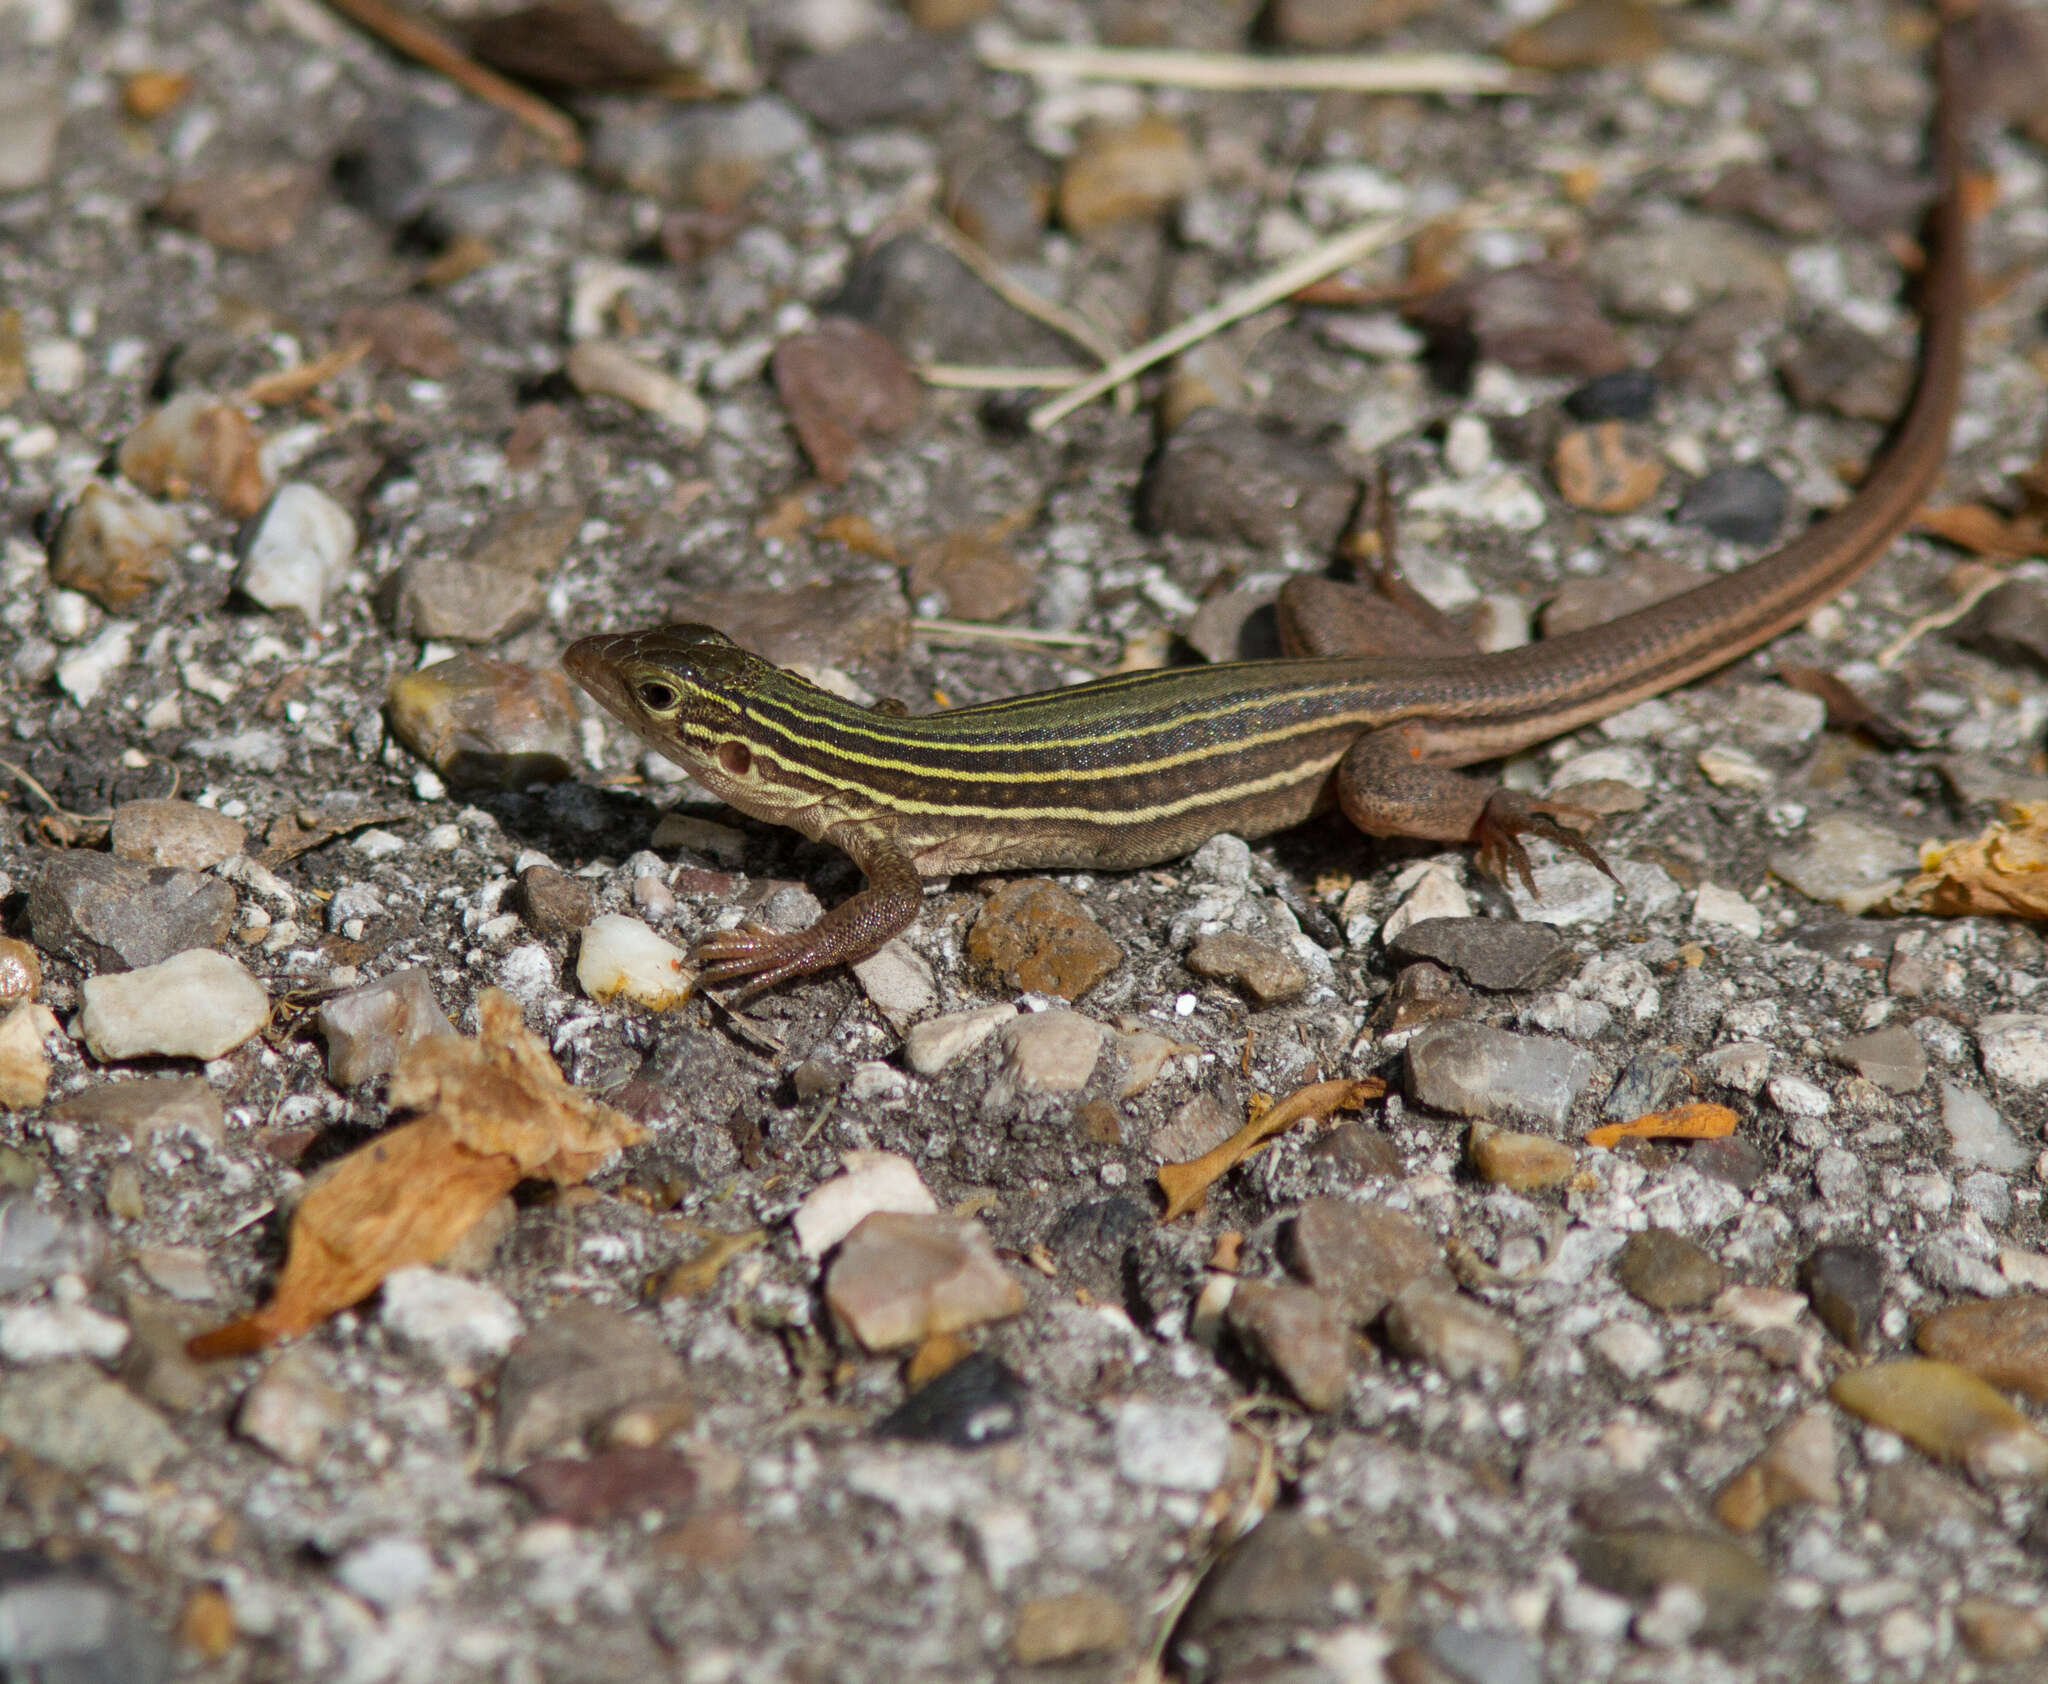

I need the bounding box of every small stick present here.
[1029,212,1412,431]
[239,338,372,407]
[921,215,1125,371]
[917,363,1090,389]
[1875,564,2008,669]
[320,0,583,165]
[911,617,1108,647]
[979,42,1529,96]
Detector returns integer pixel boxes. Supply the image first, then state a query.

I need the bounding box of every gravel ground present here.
[4,0,2048,1681]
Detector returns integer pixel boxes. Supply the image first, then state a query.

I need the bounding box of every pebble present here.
[1674,464,1789,546]
[1184,931,1308,1005]
[778,35,966,131]
[516,865,597,938]
[824,1211,1026,1351]
[1383,1284,1524,1385]
[384,547,543,645]
[1977,1013,2048,1087]
[376,1264,521,1385]
[0,1193,103,1292]
[1769,814,1919,911]
[1829,1024,1926,1093]
[667,578,909,671]
[1500,0,1667,68]
[1405,1022,1595,1129]
[0,1298,129,1364]
[335,298,462,377]
[236,483,356,621]
[1010,1591,1131,1665]
[1468,1124,1575,1191]
[1941,1082,2027,1172]
[0,1555,173,1684]
[0,939,39,1005]
[1714,1407,1839,1531]
[334,1537,438,1611]
[1691,882,1762,938]
[576,914,691,1011]
[1387,918,1574,992]
[1175,1510,1377,1659]
[905,1003,1017,1075]
[904,527,1036,623]
[1615,1227,1724,1312]
[770,316,920,485]
[50,622,130,706]
[1137,409,1358,552]
[108,799,246,871]
[0,1359,182,1481]
[1228,1279,1352,1411]
[943,137,1051,260]
[1955,1596,2047,1662]
[1114,1398,1230,1491]
[115,392,269,517]
[1695,743,1772,793]
[0,82,63,190]
[78,948,270,1062]
[1150,1090,1236,1161]
[157,164,320,252]
[0,1001,55,1110]
[494,1302,690,1466]
[512,1446,701,1527]
[1564,367,1658,422]
[1801,1241,1885,1353]
[1285,1197,1446,1323]
[1409,263,1627,378]
[1000,1009,1105,1097]
[1570,1528,1768,1640]
[586,94,809,205]
[831,233,1074,367]
[850,938,935,1022]
[317,967,457,1086]
[794,1149,938,1258]
[1830,1358,2048,1483]
[385,652,581,788]
[48,1075,224,1144]
[1914,1296,2048,1402]
[49,479,182,610]
[874,1349,1027,1449]
[565,340,709,442]
[1058,115,1197,236]
[1957,580,2048,673]
[1779,319,1910,423]
[1551,421,1664,513]
[969,880,1122,1001]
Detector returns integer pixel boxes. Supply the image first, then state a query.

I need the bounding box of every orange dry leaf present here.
[1158,1077,1384,1223]
[190,990,641,1358]
[1584,1101,1737,1151]
[1882,802,2048,920]
[1915,503,2048,560]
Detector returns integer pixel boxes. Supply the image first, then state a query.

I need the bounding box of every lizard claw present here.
[693,921,820,1002]
[1473,792,1616,896]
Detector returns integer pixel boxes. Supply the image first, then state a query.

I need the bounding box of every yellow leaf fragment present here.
[1882,802,2048,920]
[1157,1077,1384,1223]
[1584,1101,1737,1151]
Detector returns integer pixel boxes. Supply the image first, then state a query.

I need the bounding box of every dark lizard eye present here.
[636,681,680,711]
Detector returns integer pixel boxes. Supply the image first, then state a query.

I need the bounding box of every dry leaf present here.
[1584,1100,1736,1150]
[1915,503,2048,560]
[1882,802,2048,920]
[190,990,640,1357]
[1158,1077,1384,1222]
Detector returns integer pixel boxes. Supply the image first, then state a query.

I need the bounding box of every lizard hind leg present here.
[1333,724,1613,895]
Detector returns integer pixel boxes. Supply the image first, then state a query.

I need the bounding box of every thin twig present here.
[1029,211,1413,431]
[239,338,372,407]
[921,215,1125,371]
[320,0,582,165]
[979,41,1530,95]
[917,363,1090,390]
[1875,565,2009,669]
[911,617,1109,647]
[0,756,83,818]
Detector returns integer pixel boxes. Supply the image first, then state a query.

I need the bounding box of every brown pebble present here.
[1552,421,1665,513]
[1956,1595,2047,1662]
[1185,930,1309,1006]
[110,799,247,871]
[1615,1227,1725,1311]
[968,879,1123,1001]
[385,653,581,788]
[655,1506,750,1566]
[1227,1277,1354,1411]
[116,393,269,518]
[122,69,192,121]
[1057,115,1197,236]
[1011,1591,1132,1664]
[1500,0,1666,69]
[0,938,42,1004]
[518,865,597,938]
[176,1585,235,1660]
[1915,1296,2048,1403]
[335,299,464,378]
[1469,1125,1575,1191]
[157,165,321,253]
[1075,1099,1123,1144]
[50,479,183,609]
[771,316,921,485]
[905,527,1035,622]
[511,1446,699,1526]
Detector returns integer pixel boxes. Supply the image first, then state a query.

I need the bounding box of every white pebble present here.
[237,483,357,621]
[575,913,691,1009]
[78,948,271,1061]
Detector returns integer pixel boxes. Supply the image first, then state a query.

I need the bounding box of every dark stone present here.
[1602,1045,1688,1120]
[0,1551,172,1684]
[1386,918,1574,992]
[778,37,968,131]
[1308,1124,1403,1179]
[1800,1241,1886,1353]
[1675,464,1787,546]
[1570,1528,1769,1639]
[1285,1197,1445,1324]
[1137,410,1357,552]
[28,850,235,973]
[1175,1510,1376,1654]
[1614,1227,1725,1311]
[1956,580,2048,674]
[511,1446,699,1525]
[1562,367,1658,422]
[831,234,1074,366]
[1686,1135,1766,1189]
[1426,1625,1541,1684]
[873,1350,1026,1448]
[1047,1196,1147,1256]
[517,864,597,938]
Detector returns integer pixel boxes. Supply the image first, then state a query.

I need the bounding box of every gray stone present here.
[1801,1242,1885,1353]
[1572,1528,1769,1639]
[27,851,235,972]
[317,968,457,1087]
[1428,1625,1542,1684]
[1387,918,1575,992]
[1185,931,1309,1005]
[48,1076,225,1143]
[1616,1228,1725,1311]
[0,1361,182,1482]
[585,95,809,203]
[778,36,967,131]
[1285,1197,1446,1324]
[1114,1399,1229,1491]
[1941,1082,2027,1172]
[1137,409,1357,552]
[236,482,356,621]
[1384,1284,1524,1384]
[494,1302,689,1466]
[1406,1022,1595,1128]
[0,1555,172,1684]
[1831,1025,1928,1093]
[1226,1279,1353,1411]
[0,1191,104,1293]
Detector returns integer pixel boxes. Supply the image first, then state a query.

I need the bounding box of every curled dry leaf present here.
[1157,1077,1384,1222]
[189,989,641,1358]
[1881,801,2048,920]
[1583,1100,1736,1150]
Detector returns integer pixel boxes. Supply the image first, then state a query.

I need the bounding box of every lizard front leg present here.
[694,821,924,999]
[1333,722,1614,894]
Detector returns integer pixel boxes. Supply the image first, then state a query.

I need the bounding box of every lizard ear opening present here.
[717,741,752,776]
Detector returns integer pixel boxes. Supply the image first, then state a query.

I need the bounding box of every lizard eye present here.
[635,681,680,711]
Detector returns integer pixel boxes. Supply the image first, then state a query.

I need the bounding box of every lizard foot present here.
[1473,791,1616,897]
[693,921,827,1001]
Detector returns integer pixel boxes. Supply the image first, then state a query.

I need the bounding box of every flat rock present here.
[512,1447,700,1527]
[1010,1591,1131,1665]
[1000,1008,1104,1096]
[28,851,235,972]
[236,1349,350,1465]
[108,799,246,871]
[1285,1197,1447,1323]
[1977,1013,2048,1088]
[1941,1082,2027,1172]
[1185,931,1308,1005]
[905,1003,1016,1075]
[1831,1358,2048,1483]
[379,1265,522,1384]
[1830,1024,1927,1093]
[969,879,1121,1001]
[1406,1022,1595,1128]
[494,1301,690,1466]
[48,1076,224,1143]
[1226,1278,1353,1411]
[794,1149,937,1258]
[1571,1528,1768,1639]
[1469,1124,1575,1190]
[667,578,909,671]
[0,1360,182,1482]
[1914,1296,2048,1402]
[1387,918,1575,991]
[826,1211,1026,1351]
[386,653,580,789]
[1616,1227,1725,1311]
[1384,1283,1523,1385]
[1137,409,1356,552]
